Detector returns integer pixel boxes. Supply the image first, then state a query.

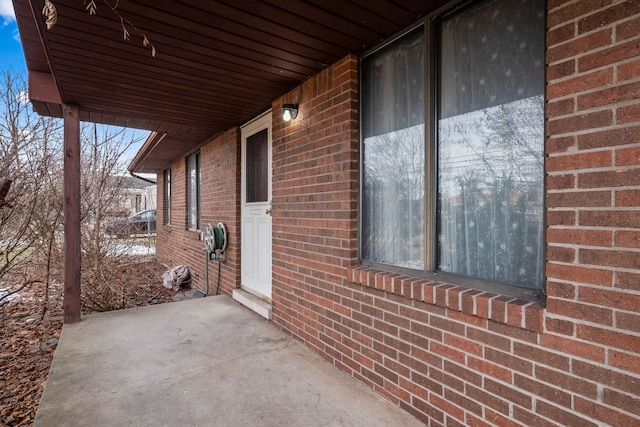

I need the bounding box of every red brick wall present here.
[267,1,640,423]
[152,2,639,425]
[271,54,360,341]
[156,127,241,296]
[542,1,640,424]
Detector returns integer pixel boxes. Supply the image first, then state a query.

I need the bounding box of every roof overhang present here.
[13,0,444,172]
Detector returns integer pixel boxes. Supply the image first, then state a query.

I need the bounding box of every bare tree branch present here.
[44,1,157,57]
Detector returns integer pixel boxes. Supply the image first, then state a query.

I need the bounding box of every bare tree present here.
[0,69,153,319]
[78,124,153,312]
[0,70,63,317]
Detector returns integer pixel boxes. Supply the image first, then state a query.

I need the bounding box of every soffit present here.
[13,0,444,172]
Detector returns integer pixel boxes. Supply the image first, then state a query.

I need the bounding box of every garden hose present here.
[204,223,227,296]
[213,225,225,252]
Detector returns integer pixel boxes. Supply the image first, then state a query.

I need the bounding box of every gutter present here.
[129,170,156,185]
[128,131,167,174]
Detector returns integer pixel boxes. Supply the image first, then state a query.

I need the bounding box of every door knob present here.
[265,207,272,215]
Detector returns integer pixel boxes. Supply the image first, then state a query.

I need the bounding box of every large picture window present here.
[361,0,545,299]
[187,152,200,230]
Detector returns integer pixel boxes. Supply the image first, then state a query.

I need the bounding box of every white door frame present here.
[240,111,272,302]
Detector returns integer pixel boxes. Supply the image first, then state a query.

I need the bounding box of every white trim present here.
[240,112,273,302]
[240,108,272,129]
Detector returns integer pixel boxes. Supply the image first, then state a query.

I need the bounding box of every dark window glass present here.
[246,129,269,203]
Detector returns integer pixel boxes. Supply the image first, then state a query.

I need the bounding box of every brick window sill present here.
[347,266,544,333]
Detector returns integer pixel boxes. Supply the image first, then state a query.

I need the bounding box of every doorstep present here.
[232,288,272,319]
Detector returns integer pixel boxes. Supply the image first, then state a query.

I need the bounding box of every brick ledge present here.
[347,266,544,333]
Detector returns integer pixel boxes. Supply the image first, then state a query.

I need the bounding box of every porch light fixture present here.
[282,104,298,121]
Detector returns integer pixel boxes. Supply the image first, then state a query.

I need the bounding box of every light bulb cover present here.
[282,104,298,121]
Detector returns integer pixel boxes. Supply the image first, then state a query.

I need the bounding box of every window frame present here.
[358,0,546,302]
[187,152,201,231]
[164,168,171,225]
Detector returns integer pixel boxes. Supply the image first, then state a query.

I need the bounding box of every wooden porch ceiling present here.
[13,0,443,172]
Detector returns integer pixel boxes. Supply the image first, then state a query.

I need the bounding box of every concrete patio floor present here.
[35,295,422,426]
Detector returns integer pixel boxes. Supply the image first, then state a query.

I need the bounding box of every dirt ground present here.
[0,259,177,427]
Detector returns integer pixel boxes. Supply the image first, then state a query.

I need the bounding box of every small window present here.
[360,0,545,299]
[164,168,171,225]
[187,152,201,230]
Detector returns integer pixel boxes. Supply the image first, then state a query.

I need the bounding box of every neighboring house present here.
[14,0,640,425]
[119,176,157,216]
[104,176,156,218]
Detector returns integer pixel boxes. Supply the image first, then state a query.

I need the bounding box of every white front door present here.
[241,112,272,302]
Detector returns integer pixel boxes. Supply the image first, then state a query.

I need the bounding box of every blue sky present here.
[1,0,27,75]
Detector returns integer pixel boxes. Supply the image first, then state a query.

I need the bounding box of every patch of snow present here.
[108,244,156,257]
[0,287,22,302]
